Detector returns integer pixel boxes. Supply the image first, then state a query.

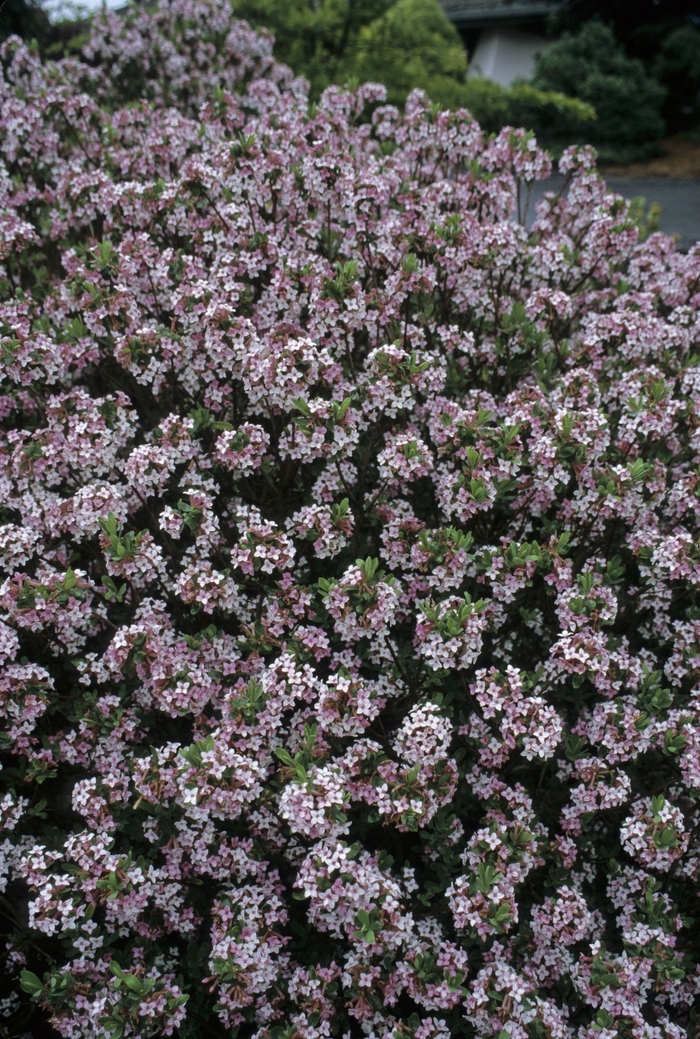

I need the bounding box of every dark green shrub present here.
[653,24,700,134]
[532,19,666,163]
[0,0,50,47]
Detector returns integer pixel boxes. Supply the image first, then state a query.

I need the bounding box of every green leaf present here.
[556,531,571,554]
[20,970,43,995]
[651,794,665,816]
[123,973,144,994]
[102,1018,125,1038]
[664,729,687,754]
[291,397,311,417]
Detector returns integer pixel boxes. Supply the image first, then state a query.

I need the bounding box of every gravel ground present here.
[527,175,700,252]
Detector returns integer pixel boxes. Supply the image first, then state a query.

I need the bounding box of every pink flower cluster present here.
[0,1,699,1037]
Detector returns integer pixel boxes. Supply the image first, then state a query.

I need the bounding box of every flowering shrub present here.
[1,2,699,1038]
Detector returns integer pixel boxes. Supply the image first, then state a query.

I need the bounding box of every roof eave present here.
[439,1,563,28]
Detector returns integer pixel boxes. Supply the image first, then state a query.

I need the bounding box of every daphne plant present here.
[0,1,699,1037]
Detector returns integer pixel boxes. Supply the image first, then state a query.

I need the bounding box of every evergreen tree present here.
[0,0,51,47]
[533,19,666,163]
[653,24,700,133]
[233,0,394,100]
[349,0,468,108]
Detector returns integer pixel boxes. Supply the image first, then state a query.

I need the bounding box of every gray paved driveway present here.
[528,176,700,252]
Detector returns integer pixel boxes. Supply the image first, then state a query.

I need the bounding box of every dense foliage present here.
[549,0,700,138]
[560,0,700,138]
[551,0,699,67]
[331,0,469,109]
[230,0,395,102]
[653,25,700,136]
[0,2,700,1039]
[532,20,667,165]
[0,0,51,48]
[232,0,593,133]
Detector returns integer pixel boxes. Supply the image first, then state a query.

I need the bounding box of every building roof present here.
[439,0,563,27]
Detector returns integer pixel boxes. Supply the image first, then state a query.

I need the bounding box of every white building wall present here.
[468,28,551,87]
